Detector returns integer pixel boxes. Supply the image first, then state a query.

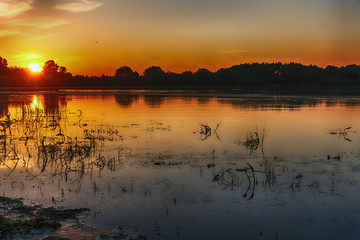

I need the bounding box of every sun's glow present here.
[28,63,43,73]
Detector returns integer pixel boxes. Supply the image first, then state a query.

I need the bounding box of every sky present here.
[0,0,360,75]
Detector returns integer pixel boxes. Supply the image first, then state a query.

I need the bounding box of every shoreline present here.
[0,86,359,96]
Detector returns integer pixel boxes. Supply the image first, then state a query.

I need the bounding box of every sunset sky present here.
[0,0,360,75]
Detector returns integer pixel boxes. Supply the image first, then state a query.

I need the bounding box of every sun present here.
[28,63,43,73]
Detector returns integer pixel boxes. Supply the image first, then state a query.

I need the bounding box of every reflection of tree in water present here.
[143,95,165,108]
[219,97,320,111]
[327,99,360,109]
[114,94,139,108]
[0,95,10,119]
[196,97,210,105]
[42,94,68,114]
[219,97,360,111]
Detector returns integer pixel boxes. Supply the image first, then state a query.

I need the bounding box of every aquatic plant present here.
[237,128,265,153]
[211,163,256,199]
[329,126,352,142]
[0,196,88,238]
[198,122,221,141]
[0,99,123,186]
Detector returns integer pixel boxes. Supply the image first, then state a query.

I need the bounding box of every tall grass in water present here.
[0,98,122,185]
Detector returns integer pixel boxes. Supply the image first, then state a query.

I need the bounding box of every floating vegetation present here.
[236,163,256,200]
[198,122,221,141]
[213,168,240,187]
[212,163,256,199]
[237,129,265,152]
[0,196,88,239]
[261,158,276,188]
[207,163,216,168]
[329,126,352,142]
[120,121,171,132]
[289,173,303,190]
[0,196,147,239]
[327,154,341,160]
[308,181,319,189]
[200,124,212,138]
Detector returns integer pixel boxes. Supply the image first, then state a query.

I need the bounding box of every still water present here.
[0,91,360,239]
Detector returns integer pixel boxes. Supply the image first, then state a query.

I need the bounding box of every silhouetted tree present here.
[143,66,167,85]
[1,55,360,89]
[43,60,59,74]
[143,66,163,75]
[115,66,139,78]
[114,66,140,86]
[0,57,9,78]
[0,57,8,70]
[59,66,67,74]
[0,57,31,87]
[40,60,71,88]
[195,68,222,85]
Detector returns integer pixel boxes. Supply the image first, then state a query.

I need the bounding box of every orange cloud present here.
[0,29,20,37]
[11,18,69,29]
[0,0,33,17]
[55,0,103,12]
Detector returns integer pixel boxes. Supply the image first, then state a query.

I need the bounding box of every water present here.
[0,91,360,239]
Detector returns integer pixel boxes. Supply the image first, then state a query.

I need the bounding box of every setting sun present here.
[28,63,42,73]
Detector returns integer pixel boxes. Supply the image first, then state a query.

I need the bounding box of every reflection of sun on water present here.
[31,95,44,110]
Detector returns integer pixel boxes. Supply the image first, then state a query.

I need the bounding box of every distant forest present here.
[0,56,360,88]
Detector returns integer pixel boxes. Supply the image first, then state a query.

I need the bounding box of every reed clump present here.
[198,122,221,141]
[0,102,122,183]
[329,126,352,142]
[238,129,265,152]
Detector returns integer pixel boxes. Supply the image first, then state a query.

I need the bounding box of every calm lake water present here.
[1,90,360,239]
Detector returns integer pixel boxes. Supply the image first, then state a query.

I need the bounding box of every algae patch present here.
[0,196,88,239]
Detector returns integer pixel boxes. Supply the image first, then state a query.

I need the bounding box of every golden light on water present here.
[30,95,43,110]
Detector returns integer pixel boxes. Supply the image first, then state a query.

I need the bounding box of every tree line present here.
[0,56,359,88]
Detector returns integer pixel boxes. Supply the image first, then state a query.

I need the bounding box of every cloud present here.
[0,29,20,37]
[55,0,103,12]
[10,53,43,60]
[12,18,69,29]
[0,0,33,17]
